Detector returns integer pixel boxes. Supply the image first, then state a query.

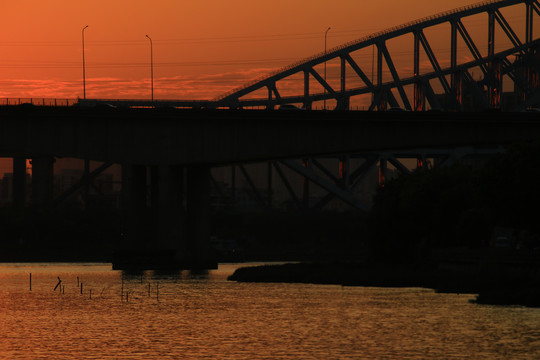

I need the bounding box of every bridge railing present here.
[0,98,78,107]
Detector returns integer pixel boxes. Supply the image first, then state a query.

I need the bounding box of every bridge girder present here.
[211,146,506,212]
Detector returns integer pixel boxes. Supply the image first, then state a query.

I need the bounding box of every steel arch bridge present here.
[213,0,540,111]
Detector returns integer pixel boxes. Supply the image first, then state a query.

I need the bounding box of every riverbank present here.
[228,251,540,307]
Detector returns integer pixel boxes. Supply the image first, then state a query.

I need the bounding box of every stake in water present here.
[1,263,539,359]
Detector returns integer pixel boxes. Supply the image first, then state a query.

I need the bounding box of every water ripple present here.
[1,264,539,359]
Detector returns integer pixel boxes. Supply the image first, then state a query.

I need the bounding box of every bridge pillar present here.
[267,162,274,208]
[488,11,495,59]
[516,46,540,105]
[376,42,386,111]
[339,56,349,110]
[303,70,312,110]
[414,82,425,111]
[378,159,387,187]
[31,157,54,208]
[450,21,457,86]
[447,70,464,111]
[12,157,27,208]
[452,70,464,111]
[266,86,274,110]
[529,47,540,92]
[115,163,216,270]
[231,165,236,203]
[185,165,214,268]
[339,156,350,188]
[488,58,502,109]
[156,165,185,252]
[450,20,464,111]
[413,32,424,111]
[376,90,388,112]
[526,3,533,45]
[337,96,350,110]
[417,156,428,170]
[302,159,310,209]
[120,164,148,250]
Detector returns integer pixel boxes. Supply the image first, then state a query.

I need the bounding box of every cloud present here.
[0,53,484,108]
[0,65,286,101]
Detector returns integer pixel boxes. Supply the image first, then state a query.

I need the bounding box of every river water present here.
[1,263,539,359]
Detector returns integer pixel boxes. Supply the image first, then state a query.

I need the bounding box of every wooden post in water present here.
[29,273,32,291]
[80,282,83,295]
[54,277,62,292]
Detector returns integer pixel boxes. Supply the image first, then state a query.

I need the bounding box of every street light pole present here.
[324,27,331,110]
[82,25,89,100]
[145,34,154,102]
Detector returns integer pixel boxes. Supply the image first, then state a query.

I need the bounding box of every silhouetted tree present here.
[368,140,540,261]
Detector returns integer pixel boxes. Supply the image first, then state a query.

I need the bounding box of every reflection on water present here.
[1,263,540,359]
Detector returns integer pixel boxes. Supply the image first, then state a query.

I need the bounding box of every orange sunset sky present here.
[0,0,532,102]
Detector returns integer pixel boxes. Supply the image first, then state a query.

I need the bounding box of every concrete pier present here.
[114,163,216,270]
[31,157,54,208]
[12,157,27,207]
[185,165,213,268]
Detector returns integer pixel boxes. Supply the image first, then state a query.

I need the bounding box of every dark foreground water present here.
[1,263,539,359]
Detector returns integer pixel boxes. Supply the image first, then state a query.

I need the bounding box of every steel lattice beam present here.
[209,0,539,111]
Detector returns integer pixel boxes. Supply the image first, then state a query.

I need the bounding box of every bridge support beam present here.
[115,163,216,270]
[450,21,462,111]
[453,70,464,111]
[12,157,27,208]
[488,58,502,109]
[302,158,310,209]
[378,159,387,187]
[185,166,214,268]
[527,3,534,45]
[376,43,385,111]
[156,165,184,252]
[121,164,147,250]
[414,32,424,111]
[31,157,54,208]
[451,21,457,87]
[339,156,350,188]
[488,11,495,59]
[303,70,312,110]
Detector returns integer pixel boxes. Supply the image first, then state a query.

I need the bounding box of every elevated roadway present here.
[1,107,540,166]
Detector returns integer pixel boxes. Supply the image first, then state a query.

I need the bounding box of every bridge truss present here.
[210,146,505,212]
[207,0,540,211]
[214,0,540,111]
[72,1,540,212]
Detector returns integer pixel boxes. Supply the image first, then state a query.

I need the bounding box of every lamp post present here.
[324,27,331,110]
[82,25,89,100]
[145,34,154,102]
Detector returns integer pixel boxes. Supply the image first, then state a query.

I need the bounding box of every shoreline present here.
[227,260,540,308]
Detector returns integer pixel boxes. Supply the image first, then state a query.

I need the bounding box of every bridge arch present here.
[213,0,540,111]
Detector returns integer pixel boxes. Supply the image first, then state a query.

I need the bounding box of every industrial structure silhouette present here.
[0,0,539,269]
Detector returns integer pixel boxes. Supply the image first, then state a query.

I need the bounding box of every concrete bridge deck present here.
[1,107,540,166]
